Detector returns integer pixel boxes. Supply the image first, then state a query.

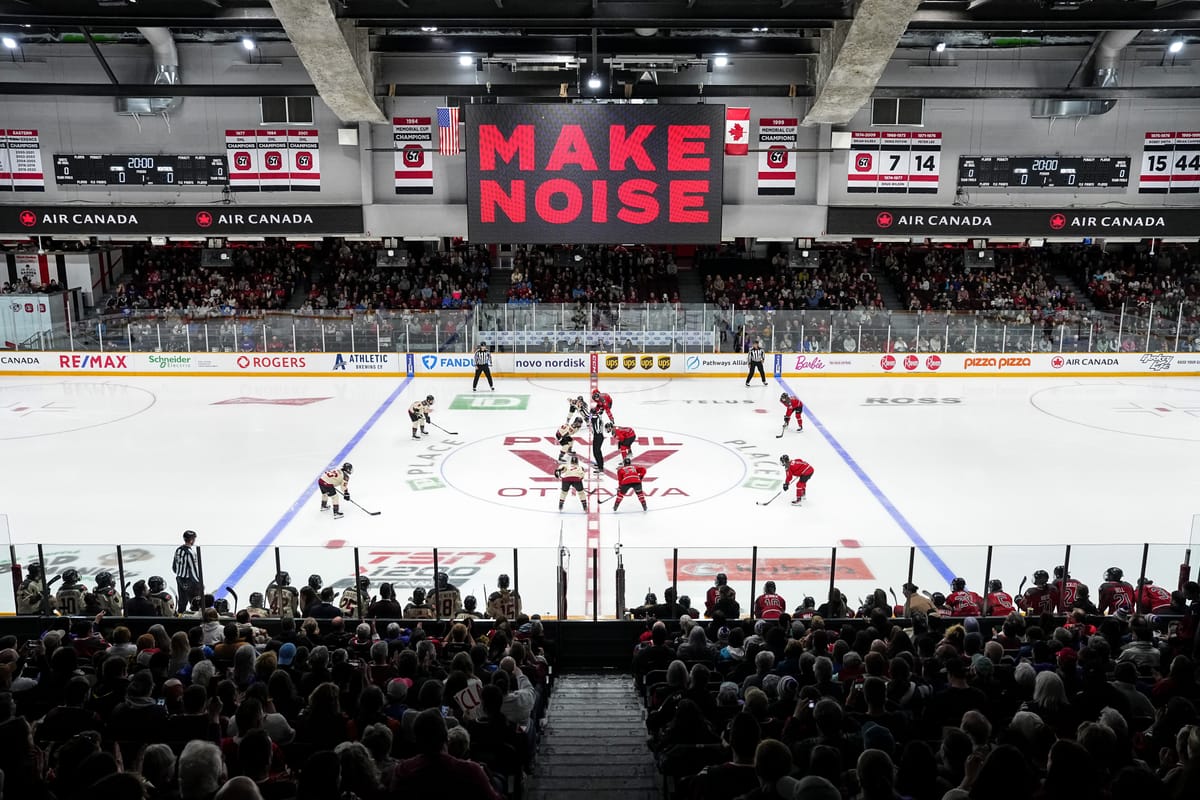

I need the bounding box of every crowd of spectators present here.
[702,249,885,313]
[505,244,680,305]
[1076,245,1200,352]
[1,591,549,798]
[632,576,1200,800]
[301,242,490,312]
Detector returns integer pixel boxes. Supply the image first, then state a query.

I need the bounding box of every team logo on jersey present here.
[605,356,619,370]
[658,356,672,370]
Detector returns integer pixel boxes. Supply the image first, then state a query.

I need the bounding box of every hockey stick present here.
[341,493,382,516]
[427,421,459,436]
[889,587,899,606]
[757,490,783,507]
[775,423,787,439]
[1018,576,1027,595]
[225,586,239,613]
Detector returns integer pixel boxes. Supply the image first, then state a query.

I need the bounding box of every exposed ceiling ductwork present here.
[116,27,183,116]
[1031,28,1139,118]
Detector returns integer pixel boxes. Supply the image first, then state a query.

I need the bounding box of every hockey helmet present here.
[1053,565,1067,580]
[498,573,510,589]
[803,596,815,608]
[464,595,477,610]
[988,579,1003,592]
[604,421,614,433]
[62,568,80,585]
[276,571,291,586]
[436,572,449,589]
[95,571,114,589]
[931,592,946,607]
[764,580,777,594]
[358,575,371,591]
[1138,577,1153,586]
[341,462,353,475]
[412,587,427,604]
[1105,566,1123,581]
[249,592,265,608]
[715,573,728,586]
[308,574,324,591]
[1033,569,1049,586]
[952,577,966,592]
[571,417,583,429]
[779,455,790,467]
[148,575,165,592]
[592,389,601,400]
[622,456,632,466]
[425,394,434,404]
[26,563,42,580]
[780,392,790,402]
[214,598,230,614]
[570,454,579,464]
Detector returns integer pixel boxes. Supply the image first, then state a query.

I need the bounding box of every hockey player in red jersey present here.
[591,389,614,423]
[985,579,1015,616]
[753,581,786,620]
[1018,569,1059,614]
[945,577,982,617]
[705,573,728,618]
[1054,566,1086,612]
[1137,578,1173,613]
[779,392,804,434]
[612,457,647,512]
[1098,566,1136,614]
[779,455,814,506]
[608,422,637,459]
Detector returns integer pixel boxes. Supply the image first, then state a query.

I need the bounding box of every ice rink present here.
[2,372,1198,617]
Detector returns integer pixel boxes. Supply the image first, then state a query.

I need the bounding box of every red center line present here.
[585,353,601,618]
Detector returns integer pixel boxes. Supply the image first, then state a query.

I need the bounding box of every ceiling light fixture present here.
[2,36,17,50]
[587,73,602,89]
[241,37,256,51]
[935,42,947,52]
[458,54,474,66]
[713,55,729,67]
[1169,40,1185,54]
[421,26,438,32]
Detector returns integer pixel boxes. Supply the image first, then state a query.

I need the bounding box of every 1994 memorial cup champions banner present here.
[393,117,434,195]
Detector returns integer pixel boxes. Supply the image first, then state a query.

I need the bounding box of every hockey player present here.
[456,595,483,620]
[472,343,494,391]
[705,573,728,618]
[631,592,657,620]
[985,579,1015,616]
[780,455,815,506]
[612,457,647,512]
[945,577,982,617]
[1018,570,1058,614]
[55,569,88,616]
[16,563,51,615]
[267,572,300,617]
[318,462,353,519]
[591,389,614,423]
[779,392,804,433]
[1137,578,1173,613]
[246,592,271,618]
[340,575,372,617]
[754,580,786,620]
[487,573,522,619]
[147,576,177,617]
[678,595,700,619]
[794,596,817,620]
[1098,567,1136,614]
[430,572,463,618]
[403,587,435,619]
[409,395,434,439]
[608,422,637,459]
[555,454,588,512]
[1054,566,1086,612]
[94,571,123,617]
[308,574,324,593]
[556,417,583,463]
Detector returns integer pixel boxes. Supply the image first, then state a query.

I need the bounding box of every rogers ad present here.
[464,104,725,244]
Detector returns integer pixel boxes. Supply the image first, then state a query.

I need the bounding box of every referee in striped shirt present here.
[472,343,494,391]
[746,340,767,386]
[172,530,201,608]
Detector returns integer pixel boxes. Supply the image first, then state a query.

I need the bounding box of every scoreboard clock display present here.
[957,155,1130,189]
[53,154,229,186]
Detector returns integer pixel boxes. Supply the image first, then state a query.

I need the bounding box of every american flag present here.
[437,106,460,156]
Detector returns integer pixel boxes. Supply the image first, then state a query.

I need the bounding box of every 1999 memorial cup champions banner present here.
[757,118,798,196]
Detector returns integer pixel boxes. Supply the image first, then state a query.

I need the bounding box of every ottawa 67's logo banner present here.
[393,117,433,195]
[757,118,797,196]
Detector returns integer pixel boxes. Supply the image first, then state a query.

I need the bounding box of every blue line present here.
[775,375,957,583]
[214,373,415,598]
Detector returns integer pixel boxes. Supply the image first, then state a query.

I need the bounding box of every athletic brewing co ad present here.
[464,104,725,244]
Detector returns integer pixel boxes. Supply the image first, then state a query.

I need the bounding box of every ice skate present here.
[333,510,345,519]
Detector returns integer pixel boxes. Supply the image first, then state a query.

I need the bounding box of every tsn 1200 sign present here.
[464,104,724,244]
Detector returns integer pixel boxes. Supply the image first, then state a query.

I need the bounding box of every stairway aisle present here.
[869,264,904,310]
[526,674,660,800]
[1053,273,1095,311]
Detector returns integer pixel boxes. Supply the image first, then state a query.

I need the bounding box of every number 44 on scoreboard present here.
[1140,131,1200,194]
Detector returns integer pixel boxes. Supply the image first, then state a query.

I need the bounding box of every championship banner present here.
[725,107,750,156]
[757,117,797,196]
[848,131,940,194]
[464,104,724,244]
[287,129,321,191]
[1139,131,1200,194]
[6,130,45,192]
[225,130,260,191]
[393,116,433,195]
[257,129,289,191]
[0,132,10,192]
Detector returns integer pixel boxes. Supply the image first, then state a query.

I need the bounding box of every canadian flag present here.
[724,107,750,155]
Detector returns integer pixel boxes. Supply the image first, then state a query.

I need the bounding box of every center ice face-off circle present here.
[1030,383,1200,442]
[440,426,747,513]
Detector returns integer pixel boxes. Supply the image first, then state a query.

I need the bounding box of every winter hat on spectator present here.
[971,653,994,678]
[762,674,781,699]
[277,642,296,667]
[860,722,896,756]
[262,712,295,746]
[779,675,799,701]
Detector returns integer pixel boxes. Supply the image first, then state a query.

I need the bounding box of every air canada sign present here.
[5,205,363,235]
[828,206,1195,237]
[465,104,725,243]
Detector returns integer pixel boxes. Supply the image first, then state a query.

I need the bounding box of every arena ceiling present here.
[1,0,1199,121]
